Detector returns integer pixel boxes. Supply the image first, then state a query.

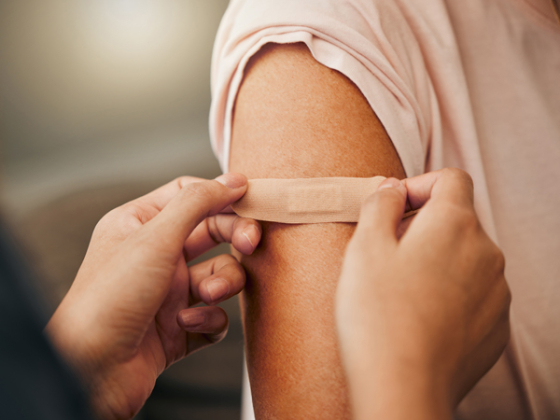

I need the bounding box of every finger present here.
[188,254,246,305]
[403,168,475,210]
[178,306,229,334]
[184,215,262,261]
[356,178,407,246]
[119,176,239,227]
[111,174,248,322]
[106,176,207,231]
[178,306,229,355]
[128,176,204,213]
[139,173,248,251]
[395,213,416,240]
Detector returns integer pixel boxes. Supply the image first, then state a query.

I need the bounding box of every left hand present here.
[46,173,261,419]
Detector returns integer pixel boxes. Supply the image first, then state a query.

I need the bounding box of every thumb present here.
[140,173,248,251]
[113,173,248,314]
[355,178,407,249]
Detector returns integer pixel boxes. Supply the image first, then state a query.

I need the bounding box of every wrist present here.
[345,351,452,420]
[46,309,113,417]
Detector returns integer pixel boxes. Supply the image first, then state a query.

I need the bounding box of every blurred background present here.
[0,1,243,419]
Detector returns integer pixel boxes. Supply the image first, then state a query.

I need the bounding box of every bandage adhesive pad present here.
[231,176,396,224]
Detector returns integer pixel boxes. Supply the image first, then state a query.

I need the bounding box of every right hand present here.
[47,173,261,419]
[336,168,511,420]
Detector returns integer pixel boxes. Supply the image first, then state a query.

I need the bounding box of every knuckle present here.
[441,167,461,176]
[463,211,481,233]
[93,205,142,239]
[446,203,478,230]
[504,281,512,307]
[217,253,240,270]
[220,252,238,265]
[206,216,225,244]
[208,326,228,345]
[494,247,506,273]
[183,181,216,202]
[500,297,512,334]
[498,317,511,351]
[174,176,195,188]
[442,167,474,188]
[208,308,229,344]
[506,290,512,311]
[442,167,468,180]
[483,238,506,275]
[93,207,121,233]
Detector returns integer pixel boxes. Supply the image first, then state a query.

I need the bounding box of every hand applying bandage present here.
[336,169,511,420]
[46,173,261,420]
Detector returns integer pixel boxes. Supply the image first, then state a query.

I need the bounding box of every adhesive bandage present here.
[231,176,389,224]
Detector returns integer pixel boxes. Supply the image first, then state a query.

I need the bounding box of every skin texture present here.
[230,42,405,418]
[336,171,511,420]
[46,173,262,420]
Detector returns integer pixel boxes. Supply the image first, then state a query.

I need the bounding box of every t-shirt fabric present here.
[209,0,560,418]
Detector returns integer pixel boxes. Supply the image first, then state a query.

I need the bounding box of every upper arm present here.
[230,42,405,419]
[231,42,404,179]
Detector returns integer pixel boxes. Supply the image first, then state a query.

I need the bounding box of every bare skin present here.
[230,42,405,418]
[337,171,511,420]
[46,173,262,419]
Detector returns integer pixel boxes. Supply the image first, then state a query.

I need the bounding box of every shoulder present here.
[212,0,453,175]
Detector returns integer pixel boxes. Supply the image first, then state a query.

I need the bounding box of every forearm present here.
[346,357,451,420]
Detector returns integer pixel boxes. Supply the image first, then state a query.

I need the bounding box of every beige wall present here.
[0,0,229,215]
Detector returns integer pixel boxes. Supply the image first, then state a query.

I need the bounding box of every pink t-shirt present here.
[209,0,560,418]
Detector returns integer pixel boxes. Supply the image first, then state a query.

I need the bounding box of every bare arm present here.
[230,42,405,419]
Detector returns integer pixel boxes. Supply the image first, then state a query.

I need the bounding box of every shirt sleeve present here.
[209,0,435,177]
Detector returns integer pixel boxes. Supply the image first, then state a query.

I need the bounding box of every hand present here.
[46,173,261,419]
[336,168,511,420]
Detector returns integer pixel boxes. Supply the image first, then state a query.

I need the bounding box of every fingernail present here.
[206,278,229,302]
[215,173,246,189]
[181,312,205,328]
[242,225,257,248]
[378,178,402,190]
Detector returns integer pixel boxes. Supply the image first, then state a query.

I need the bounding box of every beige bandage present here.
[231,176,389,224]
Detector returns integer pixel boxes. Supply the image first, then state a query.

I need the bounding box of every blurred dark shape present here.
[0,222,92,420]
